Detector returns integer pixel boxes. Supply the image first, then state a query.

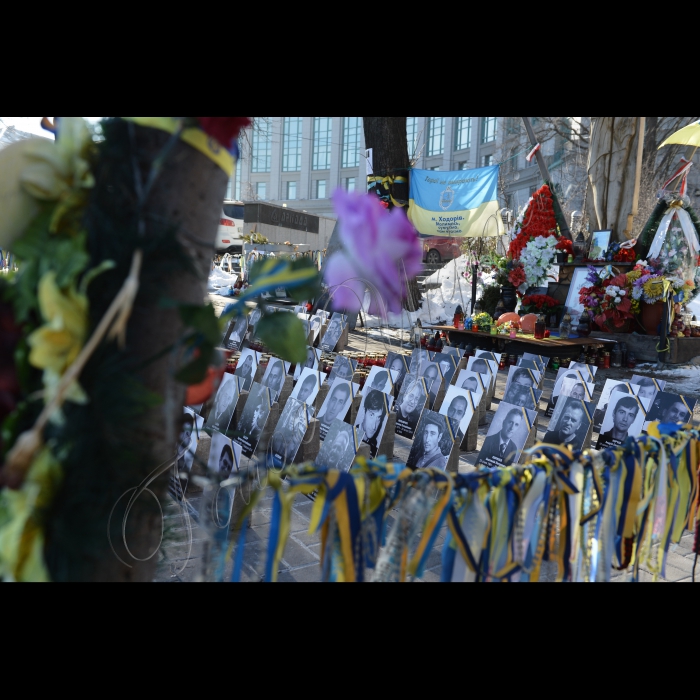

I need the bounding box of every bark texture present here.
[586,117,642,241]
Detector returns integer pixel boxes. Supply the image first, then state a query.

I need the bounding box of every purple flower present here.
[324,189,423,315]
[586,265,600,286]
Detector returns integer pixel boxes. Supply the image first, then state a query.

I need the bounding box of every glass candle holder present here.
[534,319,546,340]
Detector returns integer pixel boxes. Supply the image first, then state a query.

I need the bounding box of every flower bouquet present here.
[519,294,563,319]
[472,312,493,332]
[579,266,635,331]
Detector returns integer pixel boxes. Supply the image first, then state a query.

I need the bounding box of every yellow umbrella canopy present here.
[659,120,700,149]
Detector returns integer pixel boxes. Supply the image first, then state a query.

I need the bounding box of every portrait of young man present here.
[294,346,320,380]
[178,408,204,472]
[204,374,240,435]
[318,380,355,441]
[234,383,272,458]
[593,381,633,432]
[596,396,643,450]
[395,378,428,439]
[262,359,285,402]
[270,398,309,467]
[644,392,695,428]
[503,383,541,411]
[407,412,453,471]
[385,353,408,395]
[419,361,442,409]
[291,369,321,406]
[234,350,259,393]
[439,386,474,439]
[355,389,392,458]
[326,356,357,389]
[224,315,249,351]
[478,405,533,468]
[544,399,589,452]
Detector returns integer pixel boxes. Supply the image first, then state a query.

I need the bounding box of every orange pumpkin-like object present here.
[520,314,539,334]
[495,313,520,327]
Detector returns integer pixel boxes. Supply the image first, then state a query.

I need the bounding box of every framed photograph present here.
[439,386,477,439]
[394,376,429,439]
[317,379,359,441]
[354,389,394,458]
[315,420,363,473]
[596,394,646,451]
[565,267,591,317]
[476,403,536,469]
[588,230,612,261]
[407,411,456,471]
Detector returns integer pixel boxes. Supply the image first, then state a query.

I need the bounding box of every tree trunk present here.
[362,117,422,312]
[586,117,642,241]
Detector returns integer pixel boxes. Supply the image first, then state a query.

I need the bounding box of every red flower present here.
[508,265,527,287]
[196,117,252,149]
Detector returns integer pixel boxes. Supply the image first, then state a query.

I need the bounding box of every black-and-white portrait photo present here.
[234,349,260,393]
[593,380,638,432]
[477,403,536,469]
[204,373,241,435]
[476,350,501,364]
[318,379,357,441]
[233,382,272,458]
[442,346,464,361]
[503,383,543,411]
[544,398,593,452]
[177,408,205,472]
[419,360,443,409]
[568,362,597,381]
[394,376,428,439]
[630,376,666,410]
[546,370,595,418]
[407,411,455,471]
[321,314,346,352]
[208,430,242,481]
[262,358,286,402]
[439,386,476,439]
[315,421,361,473]
[518,359,542,375]
[309,315,323,341]
[366,366,399,396]
[522,353,547,373]
[596,394,646,450]
[433,353,458,387]
[223,315,249,352]
[326,356,357,388]
[467,357,493,388]
[248,308,262,331]
[291,368,322,406]
[643,392,696,430]
[269,398,311,468]
[294,346,321,380]
[355,389,393,458]
[409,348,430,375]
[504,366,540,395]
[455,369,486,405]
[385,352,409,396]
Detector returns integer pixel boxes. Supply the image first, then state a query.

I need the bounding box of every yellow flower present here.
[626,270,642,283]
[0,446,62,582]
[28,272,89,405]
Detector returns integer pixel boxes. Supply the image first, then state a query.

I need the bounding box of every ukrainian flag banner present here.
[408,165,503,238]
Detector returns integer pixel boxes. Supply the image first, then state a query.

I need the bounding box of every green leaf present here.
[179,304,222,346]
[255,313,308,364]
[174,349,212,385]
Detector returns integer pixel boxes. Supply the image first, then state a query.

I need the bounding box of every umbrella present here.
[658,120,700,149]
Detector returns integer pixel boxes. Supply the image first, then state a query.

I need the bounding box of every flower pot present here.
[501,285,518,313]
[640,300,666,336]
[556,252,568,264]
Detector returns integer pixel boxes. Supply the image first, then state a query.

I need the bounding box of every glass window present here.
[406,117,417,152]
[312,117,332,170]
[234,145,242,200]
[256,182,267,200]
[223,203,244,219]
[342,117,361,168]
[458,161,469,170]
[251,118,272,173]
[481,117,497,144]
[345,177,356,192]
[482,155,493,167]
[282,117,302,172]
[315,180,327,199]
[286,181,297,200]
[427,117,445,156]
[455,117,472,151]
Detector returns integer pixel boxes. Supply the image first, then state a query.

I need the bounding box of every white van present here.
[216,200,245,253]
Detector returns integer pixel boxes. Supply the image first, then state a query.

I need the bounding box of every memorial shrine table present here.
[426,326,617,360]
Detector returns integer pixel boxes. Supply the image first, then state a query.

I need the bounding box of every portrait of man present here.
[546,371,592,418]
[544,399,589,451]
[321,315,345,352]
[593,381,633,432]
[315,421,360,473]
[207,431,241,481]
[204,374,240,434]
[409,348,429,375]
[478,405,533,468]
[262,359,285,402]
[270,398,309,467]
[407,412,453,471]
[224,315,249,351]
[178,408,204,472]
[433,353,457,387]
[248,308,262,330]
[327,356,357,388]
[355,389,392,458]
[504,367,537,395]
[469,358,491,377]
[395,378,428,439]
[234,350,259,393]
[294,346,320,380]
[569,362,597,381]
[420,362,442,409]
[385,353,408,395]
[291,369,321,406]
[318,380,354,440]
[234,383,272,458]
[596,396,643,450]
[438,386,475,440]
[644,392,695,427]
[367,366,398,396]
[309,315,323,340]
[503,383,541,410]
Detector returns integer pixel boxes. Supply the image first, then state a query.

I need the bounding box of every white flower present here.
[632,287,643,300]
[615,297,622,304]
[619,290,626,296]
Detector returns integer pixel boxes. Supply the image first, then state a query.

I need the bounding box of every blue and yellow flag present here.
[408,165,503,238]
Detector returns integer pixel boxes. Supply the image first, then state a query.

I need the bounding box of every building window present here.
[312,117,332,170]
[251,118,272,173]
[427,117,445,156]
[427,166,441,171]
[458,161,469,170]
[315,180,327,199]
[234,144,242,200]
[482,155,493,167]
[345,177,356,192]
[342,117,361,168]
[282,117,302,172]
[406,117,417,154]
[481,117,497,144]
[455,117,472,151]
[256,182,267,200]
[286,181,297,200]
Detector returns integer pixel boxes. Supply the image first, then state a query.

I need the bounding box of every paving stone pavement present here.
[155,319,699,582]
